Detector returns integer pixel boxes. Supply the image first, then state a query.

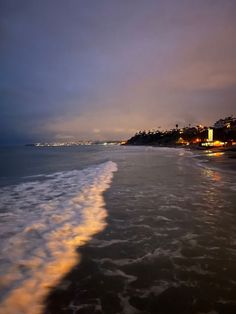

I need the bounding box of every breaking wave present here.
[0,161,117,314]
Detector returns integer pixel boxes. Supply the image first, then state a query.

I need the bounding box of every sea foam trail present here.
[0,161,117,314]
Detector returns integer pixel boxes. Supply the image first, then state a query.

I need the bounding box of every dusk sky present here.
[1,0,236,144]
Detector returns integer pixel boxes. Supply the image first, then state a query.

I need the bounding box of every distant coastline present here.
[125,116,236,150]
[25,141,122,147]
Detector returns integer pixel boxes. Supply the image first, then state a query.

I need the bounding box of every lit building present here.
[208,128,213,142]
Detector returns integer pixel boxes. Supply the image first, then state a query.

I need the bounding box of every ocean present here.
[0,145,236,314]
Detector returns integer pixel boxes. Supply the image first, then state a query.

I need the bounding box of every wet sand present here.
[44,148,236,314]
[192,147,236,172]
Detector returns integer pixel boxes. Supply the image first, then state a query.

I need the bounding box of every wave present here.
[0,161,117,314]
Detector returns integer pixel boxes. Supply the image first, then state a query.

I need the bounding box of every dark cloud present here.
[0,0,236,143]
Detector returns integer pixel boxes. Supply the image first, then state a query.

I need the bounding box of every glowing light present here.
[177,137,189,145]
[201,141,226,147]
[212,140,225,147]
[206,152,224,157]
[208,128,213,142]
[193,138,201,143]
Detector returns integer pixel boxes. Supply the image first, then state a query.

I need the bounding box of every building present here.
[208,128,213,142]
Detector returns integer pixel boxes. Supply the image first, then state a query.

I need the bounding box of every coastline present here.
[125,143,236,173]
[43,147,236,314]
[188,146,236,173]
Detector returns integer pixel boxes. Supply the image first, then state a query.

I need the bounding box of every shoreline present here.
[43,146,236,314]
[125,144,236,172]
[189,146,236,173]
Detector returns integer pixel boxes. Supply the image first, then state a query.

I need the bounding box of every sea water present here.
[0,146,117,314]
[0,146,236,314]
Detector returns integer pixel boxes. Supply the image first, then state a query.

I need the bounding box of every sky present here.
[0,0,236,144]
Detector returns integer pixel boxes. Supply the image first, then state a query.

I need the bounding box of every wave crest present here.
[0,161,117,314]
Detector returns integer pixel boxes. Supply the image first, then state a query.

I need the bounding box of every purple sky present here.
[1,0,236,143]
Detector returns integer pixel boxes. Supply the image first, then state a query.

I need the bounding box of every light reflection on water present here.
[206,151,225,157]
[202,167,222,183]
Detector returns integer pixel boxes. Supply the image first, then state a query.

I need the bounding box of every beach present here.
[193,147,236,173]
[44,147,236,314]
[2,1,236,313]
[0,146,236,314]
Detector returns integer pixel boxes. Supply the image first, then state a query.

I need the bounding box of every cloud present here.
[1,0,236,143]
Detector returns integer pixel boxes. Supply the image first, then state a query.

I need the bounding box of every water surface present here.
[0,146,236,314]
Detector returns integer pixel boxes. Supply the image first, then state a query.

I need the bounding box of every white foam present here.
[90,238,129,248]
[103,269,137,284]
[0,161,117,314]
[141,281,174,297]
[118,294,138,314]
